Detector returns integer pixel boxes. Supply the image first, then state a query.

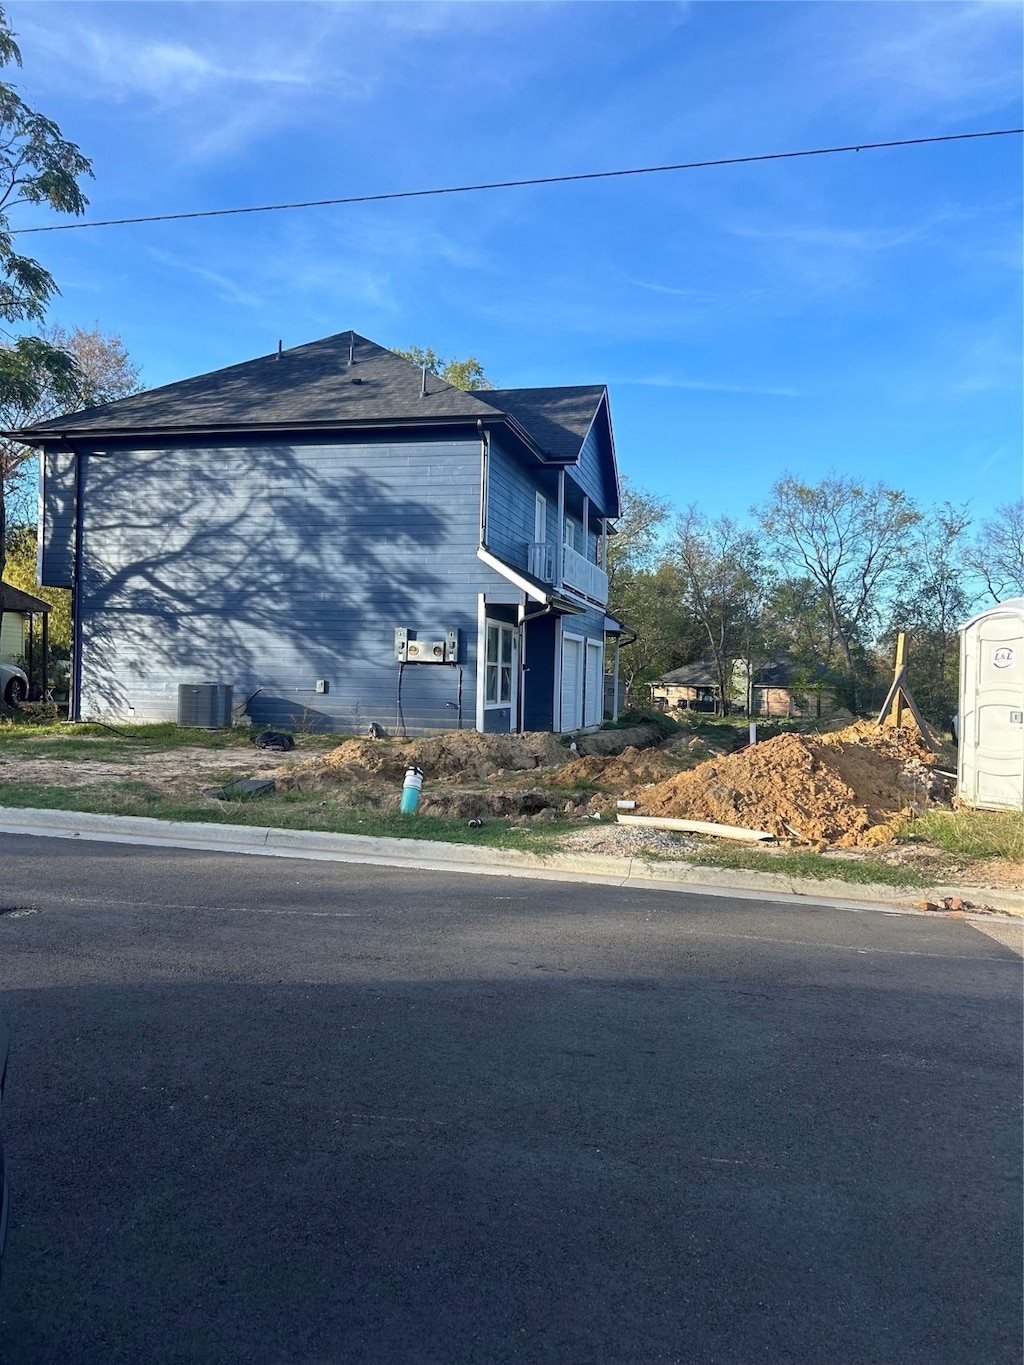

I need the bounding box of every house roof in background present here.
[656,655,831,689]
[14,332,609,469]
[656,660,721,688]
[1,582,50,613]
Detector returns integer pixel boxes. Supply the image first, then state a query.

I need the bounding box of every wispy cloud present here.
[149,250,264,309]
[620,376,807,398]
[805,1,1022,125]
[17,17,327,103]
[624,278,711,301]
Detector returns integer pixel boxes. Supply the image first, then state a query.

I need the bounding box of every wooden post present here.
[888,633,907,727]
[875,631,941,752]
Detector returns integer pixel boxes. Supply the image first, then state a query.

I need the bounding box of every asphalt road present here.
[0,835,1020,1365]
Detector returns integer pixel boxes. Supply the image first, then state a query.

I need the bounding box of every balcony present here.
[526,541,608,607]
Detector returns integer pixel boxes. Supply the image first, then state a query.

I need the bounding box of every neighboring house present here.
[652,655,839,718]
[0,582,51,686]
[14,331,622,735]
[734,656,839,718]
[650,660,722,713]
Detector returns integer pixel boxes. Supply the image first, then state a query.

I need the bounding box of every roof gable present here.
[17,333,613,481]
[23,332,499,437]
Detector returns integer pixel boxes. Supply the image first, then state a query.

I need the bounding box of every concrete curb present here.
[1,805,1020,920]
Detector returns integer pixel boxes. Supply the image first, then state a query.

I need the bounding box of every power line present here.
[11,127,1021,236]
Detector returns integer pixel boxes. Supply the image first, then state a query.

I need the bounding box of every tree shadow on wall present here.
[78,444,448,720]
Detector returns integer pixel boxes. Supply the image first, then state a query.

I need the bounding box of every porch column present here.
[556,469,565,589]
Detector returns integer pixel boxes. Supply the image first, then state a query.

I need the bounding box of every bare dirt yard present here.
[2,716,1019,895]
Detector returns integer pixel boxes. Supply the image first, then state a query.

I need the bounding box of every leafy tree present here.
[967,499,1024,604]
[606,476,671,589]
[882,502,974,729]
[758,473,921,709]
[612,560,701,705]
[1,324,141,525]
[3,519,70,687]
[393,345,492,391]
[0,5,92,628]
[673,506,766,715]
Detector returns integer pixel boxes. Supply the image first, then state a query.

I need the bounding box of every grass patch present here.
[601,708,681,737]
[0,721,342,763]
[0,780,578,854]
[654,839,934,888]
[899,808,1023,861]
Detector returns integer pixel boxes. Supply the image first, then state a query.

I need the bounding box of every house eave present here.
[9,413,576,466]
[476,546,584,614]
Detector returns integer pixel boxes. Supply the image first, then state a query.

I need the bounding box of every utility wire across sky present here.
[11,128,1022,236]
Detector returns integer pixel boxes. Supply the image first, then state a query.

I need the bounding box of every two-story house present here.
[16,331,622,735]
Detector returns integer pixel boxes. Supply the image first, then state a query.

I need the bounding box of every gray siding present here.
[485,435,558,574]
[75,436,509,733]
[40,448,77,588]
[574,418,615,514]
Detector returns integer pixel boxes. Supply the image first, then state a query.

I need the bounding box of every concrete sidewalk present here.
[0,804,1019,920]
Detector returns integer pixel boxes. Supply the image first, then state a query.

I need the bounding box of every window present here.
[564,516,576,552]
[485,621,514,706]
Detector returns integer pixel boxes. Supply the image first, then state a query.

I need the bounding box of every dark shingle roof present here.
[1,582,50,613]
[22,332,495,435]
[486,386,606,463]
[17,332,608,467]
[657,660,721,687]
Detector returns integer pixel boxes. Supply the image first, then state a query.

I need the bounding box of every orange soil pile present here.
[554,746,685,789]
[284,730,568,788]
[632,721,947,846]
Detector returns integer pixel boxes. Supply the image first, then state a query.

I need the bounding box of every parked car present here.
[0,662,27,706]
[0,1012,8,1280]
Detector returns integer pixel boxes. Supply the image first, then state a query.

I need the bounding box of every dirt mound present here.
[275,730,569,792]
[553,746,686,789]
[574,723,668,756]
[632,722,953,846]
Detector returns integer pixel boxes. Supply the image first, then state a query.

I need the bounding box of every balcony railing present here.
[563,543,609,604]
[526,541,608,606]
[527,541,556,583]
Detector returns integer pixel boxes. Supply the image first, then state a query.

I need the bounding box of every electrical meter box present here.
[958,597,1024,811]
[394,627,459,664]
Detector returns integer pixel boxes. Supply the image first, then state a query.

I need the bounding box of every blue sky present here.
[8,0,1022,527]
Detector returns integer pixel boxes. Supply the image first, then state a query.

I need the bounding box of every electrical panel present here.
[394,627,460,663]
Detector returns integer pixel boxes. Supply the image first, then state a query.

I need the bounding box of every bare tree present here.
[2,324,141,525]
[758,473,921,708]
[674,506,765,715]
[885,502,974,727]
[967,499,1024,604]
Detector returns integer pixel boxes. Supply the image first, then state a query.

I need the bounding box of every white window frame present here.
[484,620,516,709]
[563,515,576,552]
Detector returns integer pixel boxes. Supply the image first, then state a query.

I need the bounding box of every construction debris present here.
[617,813,773,842]
[207,777,276,800]
[629,720,953,847]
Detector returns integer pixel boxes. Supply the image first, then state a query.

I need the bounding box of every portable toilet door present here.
[958,597,1024,811]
